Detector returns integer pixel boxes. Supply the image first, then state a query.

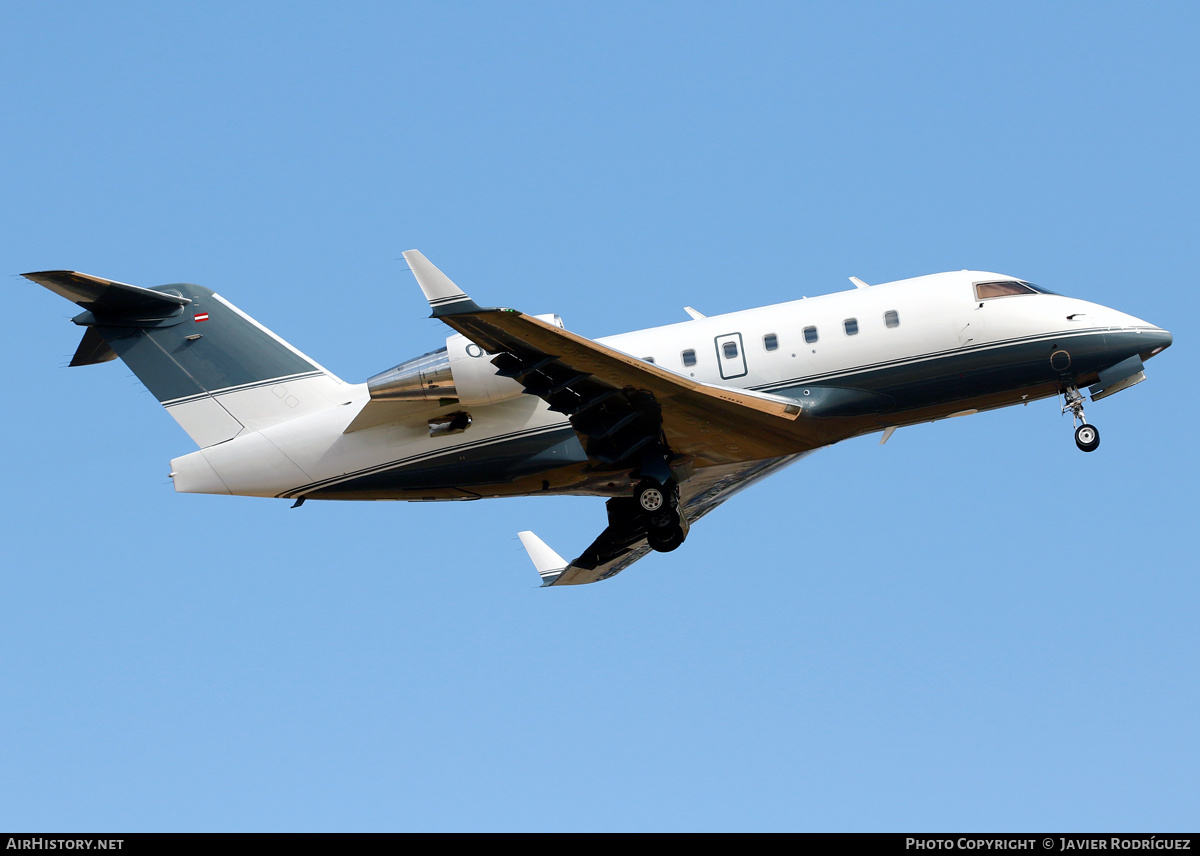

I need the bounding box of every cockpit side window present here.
[975,280,1038,300]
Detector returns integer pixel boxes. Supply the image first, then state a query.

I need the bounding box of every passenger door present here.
[715,332,747,380]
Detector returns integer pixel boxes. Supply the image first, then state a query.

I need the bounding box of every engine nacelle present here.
[448,314,564,405]
[367,314,564,407]
[445,332,524,406]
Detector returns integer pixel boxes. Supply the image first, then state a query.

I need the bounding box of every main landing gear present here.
[1062,386,1100,453]
[634,478,687,553]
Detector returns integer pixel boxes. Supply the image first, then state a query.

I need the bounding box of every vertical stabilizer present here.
[25,271,345,447]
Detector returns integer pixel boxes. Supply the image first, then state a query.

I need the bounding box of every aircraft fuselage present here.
[168,269,1171,502]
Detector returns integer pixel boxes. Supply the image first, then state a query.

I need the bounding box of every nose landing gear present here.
[1074,423,1100,453]
[1062,386,1100,452]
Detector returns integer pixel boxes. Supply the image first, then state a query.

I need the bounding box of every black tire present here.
[647,524,686,553]
[647,508,677,529]
[1075,423,1100,453]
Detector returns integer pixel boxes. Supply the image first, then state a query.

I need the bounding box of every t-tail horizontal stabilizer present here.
[23,270,192,314]
[517,531,568,587]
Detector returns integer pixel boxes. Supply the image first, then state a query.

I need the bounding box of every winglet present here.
[518,530,569,587]
[402,250,481,316]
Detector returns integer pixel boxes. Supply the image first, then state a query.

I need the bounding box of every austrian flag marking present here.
[194,313,209,322]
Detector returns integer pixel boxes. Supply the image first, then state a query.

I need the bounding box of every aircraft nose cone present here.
[1144,328,1173,359]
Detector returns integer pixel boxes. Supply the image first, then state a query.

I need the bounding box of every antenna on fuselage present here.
[849,276,869,289]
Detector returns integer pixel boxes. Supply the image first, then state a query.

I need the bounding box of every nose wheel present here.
[1063,386,1100,453]
[1074,423,1100,453]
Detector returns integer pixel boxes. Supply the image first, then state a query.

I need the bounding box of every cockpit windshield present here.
[974,280,1058,300]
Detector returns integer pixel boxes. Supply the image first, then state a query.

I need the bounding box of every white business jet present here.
[25,252,1171,586]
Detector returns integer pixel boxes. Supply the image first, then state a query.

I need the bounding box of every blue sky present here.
[2,1,1196,831]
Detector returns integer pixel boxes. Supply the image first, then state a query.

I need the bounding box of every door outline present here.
[956,303,988,348]
[714,332,747,380]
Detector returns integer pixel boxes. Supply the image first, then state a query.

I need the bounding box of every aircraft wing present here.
[403,249,830,586]
[520,453,809,585]
[403,251,828,468]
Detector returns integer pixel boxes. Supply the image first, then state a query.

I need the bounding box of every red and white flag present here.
[194,313,209,322]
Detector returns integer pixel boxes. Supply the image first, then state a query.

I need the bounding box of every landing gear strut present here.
[1062,386,1100,453]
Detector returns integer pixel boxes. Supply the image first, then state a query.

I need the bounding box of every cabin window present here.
[975,280,1037,300]
[763,333,778,351]
[803,326,818,344]
[884,310,900,328]
[681,349,697,367]
[722,341,739,359]
[844,318,858,336]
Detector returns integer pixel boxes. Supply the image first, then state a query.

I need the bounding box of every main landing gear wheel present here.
[1075,423,1100,453]
[634,479,675,514]
[634,477,685,551]
[645,508,677,529]
[647,524,686,553]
